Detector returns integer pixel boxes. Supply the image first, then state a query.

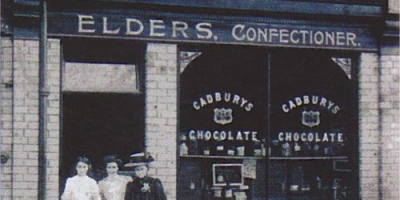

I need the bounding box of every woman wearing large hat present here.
[124,153,167,200]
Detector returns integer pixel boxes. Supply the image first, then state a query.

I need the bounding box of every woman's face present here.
[76,161,89,176]
[106,162,119,175]
[134,165,148,179]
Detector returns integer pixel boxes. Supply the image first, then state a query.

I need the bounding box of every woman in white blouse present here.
[61,156,101,200]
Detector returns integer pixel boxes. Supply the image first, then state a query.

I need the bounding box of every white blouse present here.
[98,175,132,200]
[61,175,101,200]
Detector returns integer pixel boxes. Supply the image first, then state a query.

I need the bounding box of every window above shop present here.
[7,0,386,20]
[15,0,383,3]
[141,0,383,17]
[78,0,383,6]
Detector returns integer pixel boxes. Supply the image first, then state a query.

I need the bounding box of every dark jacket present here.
[125,177,167,200]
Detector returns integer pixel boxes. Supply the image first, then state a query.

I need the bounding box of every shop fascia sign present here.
[188,92,259,143]
[48,12,376,50]
[277,94,344,144]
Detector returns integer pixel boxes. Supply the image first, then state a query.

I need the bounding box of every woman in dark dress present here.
[124,153,167,200]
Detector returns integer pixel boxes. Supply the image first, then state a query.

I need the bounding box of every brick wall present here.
[0,38,61,200]
[380,54,399,200]
[359,53,380,200]
[1,37,13,200]
[145,43,178,200]
[11,39,40,200]
[389,0,399,14]
[359,51,400,200]
[46,39,61,199]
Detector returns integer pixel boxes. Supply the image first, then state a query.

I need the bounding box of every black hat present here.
[124,152,154,167]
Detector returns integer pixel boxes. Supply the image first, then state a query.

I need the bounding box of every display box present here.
[212,164,244,186]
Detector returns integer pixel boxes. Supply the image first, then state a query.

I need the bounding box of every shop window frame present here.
[177,44,360,200]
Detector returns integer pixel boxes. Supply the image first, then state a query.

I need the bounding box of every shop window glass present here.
[179,46,269,200]
[178,47,358,200]
[269,50,357,200]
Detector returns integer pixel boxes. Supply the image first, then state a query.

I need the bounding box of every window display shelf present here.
[179,155,266,160]
[180,155,347,160]
[270,156,348,160]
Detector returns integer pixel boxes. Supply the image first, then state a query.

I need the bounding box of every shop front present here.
[3,1,398,200]
[46,2,374,199]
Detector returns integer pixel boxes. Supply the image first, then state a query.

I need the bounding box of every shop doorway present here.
[60,93,144,185]
[60,38,145,194]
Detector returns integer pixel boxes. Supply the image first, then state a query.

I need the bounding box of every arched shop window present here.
[178,46,358,200]
[269,49,358,200]
[179,46,269,200]
[60,38,145,193]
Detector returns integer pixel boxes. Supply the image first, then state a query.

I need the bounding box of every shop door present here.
[179,46,269,200]
[60,39,145,193]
